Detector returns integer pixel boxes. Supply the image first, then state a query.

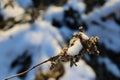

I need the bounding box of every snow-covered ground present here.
[0,0,120,80]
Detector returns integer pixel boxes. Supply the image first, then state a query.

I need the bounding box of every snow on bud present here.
[67,39,83,56]
[79,32,89,40]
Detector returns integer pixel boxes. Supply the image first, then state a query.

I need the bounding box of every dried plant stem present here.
[4,58,51,80]
[3,27,99,80]
[4,55,60,80]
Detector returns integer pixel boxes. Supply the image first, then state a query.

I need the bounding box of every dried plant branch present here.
[4,59,49,80]
[4,26,99,80]
[3,55,59,80]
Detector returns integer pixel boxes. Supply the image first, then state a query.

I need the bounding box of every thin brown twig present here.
[3,57,54,80]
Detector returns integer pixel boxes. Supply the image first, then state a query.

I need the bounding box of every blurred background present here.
[0,0,120,80]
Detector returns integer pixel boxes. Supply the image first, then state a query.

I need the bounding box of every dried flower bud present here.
[73,32,79,37]
[79,26,84,32]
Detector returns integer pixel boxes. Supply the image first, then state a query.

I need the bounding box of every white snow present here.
[44,0,85,24]
[64,0,85,13]
[0,1,25,19]
[44,6,64,23]
[80,32,89,40]
[83,0,120,52]
[67,38,83,56]
[0,20,64,80]
[67,32,89,56]
[1,0,120,80]
[60,59,96,80]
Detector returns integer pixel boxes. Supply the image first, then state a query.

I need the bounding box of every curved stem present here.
[4,59,50,80]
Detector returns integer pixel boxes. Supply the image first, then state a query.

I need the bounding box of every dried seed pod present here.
[79,26,84,32]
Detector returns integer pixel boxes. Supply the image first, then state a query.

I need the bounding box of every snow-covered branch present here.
[4,27,99,80]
